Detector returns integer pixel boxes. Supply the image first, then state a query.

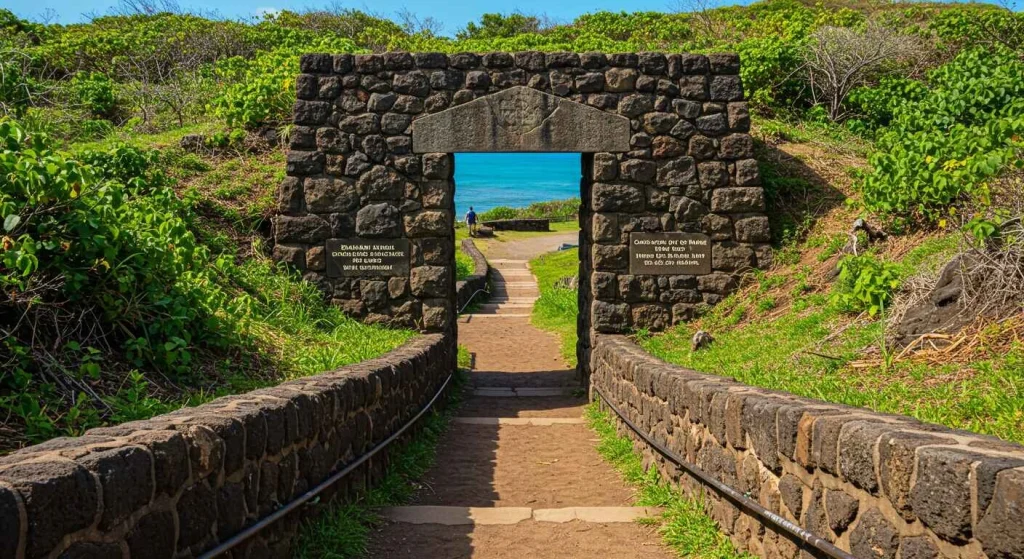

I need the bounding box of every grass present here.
[296,368,468,558]
[0,121,415,454]
[639,234,1024,445]
[585,403,749,559]
[455,250,475,282]
[529,247,580,365]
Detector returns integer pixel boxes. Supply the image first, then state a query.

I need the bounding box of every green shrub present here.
[860,48,1024,222]
[211,39,359,128]
[72,72,116,118]
[478,206,518,221]
[832,254,901,316]
[0,120,244,372]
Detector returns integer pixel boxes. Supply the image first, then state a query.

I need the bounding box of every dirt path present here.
[367,232,673,558]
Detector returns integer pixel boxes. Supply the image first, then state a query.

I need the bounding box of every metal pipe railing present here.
[591,384,857,559]
[199,371,455,558]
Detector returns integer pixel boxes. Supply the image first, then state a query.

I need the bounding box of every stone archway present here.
[274,51,770,380]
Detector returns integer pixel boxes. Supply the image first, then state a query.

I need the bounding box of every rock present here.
[593,183,645,212]
[734,216,771,243]
[850,508,899,559]
[410,266,449,297]
[899,536,940,559]
[404,210,450,237]
[357,166,410,200]
[711,187,766,213]
[710,75,744,101]
[593,301,631,332]
[691,330,714,350]
[355,203,401,237]
[620,159,657,183]
[180,134,206,153]
[909,447,975,543]
[305,177,358,213]
[825,489,858,535]
[657,157,698,186]
[777,474,804,518]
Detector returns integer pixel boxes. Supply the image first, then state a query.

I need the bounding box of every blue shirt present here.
[466,211,477,224]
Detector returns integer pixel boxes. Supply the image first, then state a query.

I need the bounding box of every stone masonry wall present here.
[591,335,1024,559]
[0,334,455,559]
[274,51,769,351]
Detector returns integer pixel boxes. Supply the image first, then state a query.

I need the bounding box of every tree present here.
[804,22,928,121]
[456,12,546,40]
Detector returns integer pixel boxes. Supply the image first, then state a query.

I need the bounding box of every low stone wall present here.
[456,238,489,312]
[0,334,455,559]
[591,335,1024,559]
[480,218,550,232]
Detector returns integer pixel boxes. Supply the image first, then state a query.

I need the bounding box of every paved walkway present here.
[367,233,672,558]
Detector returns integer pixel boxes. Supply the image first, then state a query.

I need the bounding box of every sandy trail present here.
[367,231,673,558]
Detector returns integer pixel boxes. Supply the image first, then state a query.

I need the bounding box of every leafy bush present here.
[478,198,580,221]
[846,77,927,132]
[833,254,901,316]
[860,47,1024,221]
[71,72,116,118]
[0,120,245,372]
[211,38,358,128]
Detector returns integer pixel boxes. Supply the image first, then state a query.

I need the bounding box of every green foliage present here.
[478,198,580,222]
[846,76,928,132]
[530,247,579,365]
[455,251,474,281]
[833,254,901,316]
[210,38,358,128]
[71,72,116,118]
[457,12,545,40]
[860,47,1024,221]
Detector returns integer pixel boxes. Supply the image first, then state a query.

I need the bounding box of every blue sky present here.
[8,0,711,29]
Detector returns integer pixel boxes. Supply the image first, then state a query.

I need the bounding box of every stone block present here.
[899,536,940,559]
[126,510,175,559]
[410,266,449,298]
[592,301,630,333]
[286,150,325,176]
[734,216,771,243]
[404,211,451,237]
[657,157,698,186]
[850,508,899,559]
[355,204,401,238]
[711,187,766,213]
[176,482,216,549]
[632,304,671,330]
[293,100,331,125]
[710,75,744,102]
[593,183,645,212]
[78,447,153,530]
[413,87,629,153]
[620,159,657,183]
[593,244,629,271]
[720,134,754,159]
[825,489,858,535]
[777,474,804,519]
[910,447,975,543]
[305,177,358,213]
[976,467,1024,559]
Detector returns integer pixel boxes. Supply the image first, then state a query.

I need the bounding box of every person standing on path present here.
[466,206,478,237]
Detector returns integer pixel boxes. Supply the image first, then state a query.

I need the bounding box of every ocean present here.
[453,153,582,218]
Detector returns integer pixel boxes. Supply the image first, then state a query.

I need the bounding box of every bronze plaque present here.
[629,232,712,275]
[326,239,410,277]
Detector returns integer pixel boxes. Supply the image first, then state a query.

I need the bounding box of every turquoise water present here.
[454,153,581,218]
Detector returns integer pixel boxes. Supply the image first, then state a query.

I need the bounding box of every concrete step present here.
[381,506,661,525]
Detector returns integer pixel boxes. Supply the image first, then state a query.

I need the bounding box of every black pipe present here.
[591,385,858,559]
[199,372,455,558]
